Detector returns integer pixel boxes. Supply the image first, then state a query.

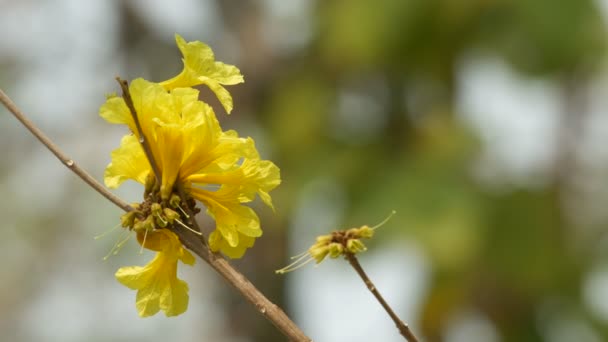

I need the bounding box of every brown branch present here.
[345,253,419,342]
[1,88,311,342]
[0,89,132,213]
[173,225,311,341]
[115,77,162,184]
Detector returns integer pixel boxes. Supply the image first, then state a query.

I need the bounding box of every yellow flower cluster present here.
[101,34,280,317]
[276,211,395,274]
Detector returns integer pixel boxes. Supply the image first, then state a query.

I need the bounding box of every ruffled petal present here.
[199,77,234,114]
[115,265,153,290]
[187,158,280,209]
[209,230,256,259]
[104,135,150,188]
[125,79,172,154]
[160,276,189,317]
[99,96,133,128]
[115,230,193,317]
[191,187,262,258]
[160,34,244,114]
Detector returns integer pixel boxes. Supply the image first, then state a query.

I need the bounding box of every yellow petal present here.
[199,77,234,114]
[160,276,189,317]
[115,229,193,317]
[192,187,262,237]
[129,78,171,121]
[154,122,185,200]
[187,158,280,209]
[179,108,224,178]
[167,87,200,114]
[209,230,256,259]
[115,265,152,290]
[160,34,244,114]
[104,135,151,188]
[100,78,169,137]
[179,248,196,266]
[99,96,134,128]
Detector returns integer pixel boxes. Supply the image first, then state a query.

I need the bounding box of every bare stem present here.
[115,77,162,183]
[0,89,132,213]
[1,88,311,342]
[173,224,311,341]
[345,253,419,342]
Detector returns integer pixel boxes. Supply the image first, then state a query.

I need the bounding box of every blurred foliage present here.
[253,0,608,340]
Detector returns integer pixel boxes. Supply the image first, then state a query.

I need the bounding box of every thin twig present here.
[1,88,311,342]
[115,77,162,183]
[345,253,419,342]
[173,224,311,341]
[0,89,132,213]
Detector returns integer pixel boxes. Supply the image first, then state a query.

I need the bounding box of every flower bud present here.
[163,208,180,222]
[151,203,163,216]
[132,218,145,232]
[155,216,168,227]
[143,215,156,231]
[309,244,330,263]
[328,243,344,258]
[120,211,137,228]
[347,239,367,254]
[169,194,181,208]
[352,225,374,239]
[144,172,156,195]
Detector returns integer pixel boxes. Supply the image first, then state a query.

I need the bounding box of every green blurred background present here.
[2,0,608,341]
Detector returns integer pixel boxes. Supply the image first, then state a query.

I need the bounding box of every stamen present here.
[276,255,315,274]
[290,250,310,260]
[113,233,132,254]
[103,230,131,261]
[139,229,150,254]
[275,252,312,274]
[94,222,122,240]
[155,213,167,225]
[371,210,397,230]
[176,204,190,218]
[175,218,203,236]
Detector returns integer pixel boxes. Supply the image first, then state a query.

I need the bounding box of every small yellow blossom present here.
[160,34,244,114]
[115,229,195,317]
[275,211,395,274]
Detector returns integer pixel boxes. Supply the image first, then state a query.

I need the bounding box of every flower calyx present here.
[120,179,201,242]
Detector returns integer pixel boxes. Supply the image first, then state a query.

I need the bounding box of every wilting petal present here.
[104,135,150,188]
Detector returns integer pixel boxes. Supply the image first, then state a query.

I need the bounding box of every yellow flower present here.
[115,229,195,317]
[276,211,395,274]
[160,34,244,114]
[100,79,280,258]
[101,35,277,317]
